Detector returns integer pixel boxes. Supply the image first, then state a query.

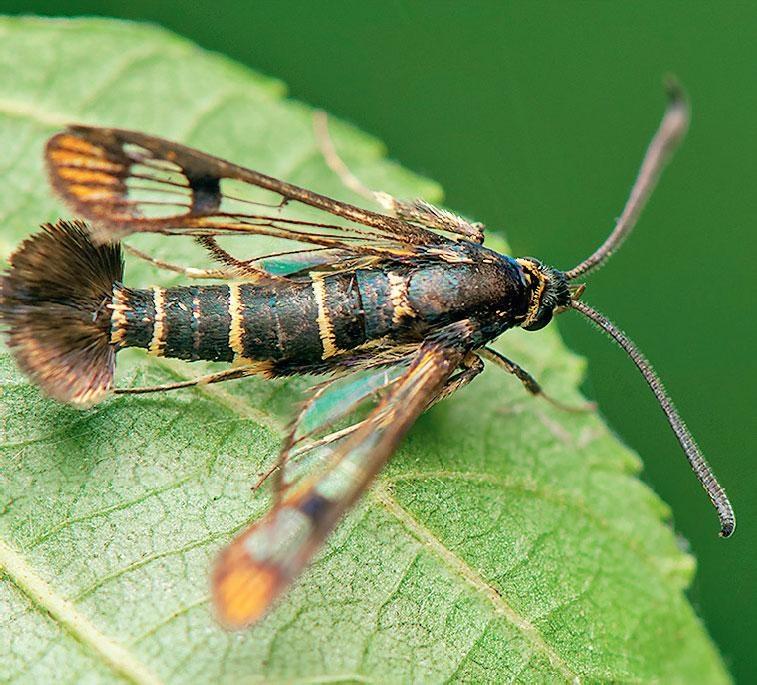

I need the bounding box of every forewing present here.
[212,338,465,628]
[45,126,454,261]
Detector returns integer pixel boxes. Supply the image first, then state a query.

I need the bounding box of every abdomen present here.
[111,276,363,365]
[110,257,525,367]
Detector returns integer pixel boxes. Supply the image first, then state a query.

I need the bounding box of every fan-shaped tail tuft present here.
[0,220,123,406]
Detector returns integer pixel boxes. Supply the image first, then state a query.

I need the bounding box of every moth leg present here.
[480,346,595,413]
[383,198,485,244]
[114,364,264,396]
[123,243,233,279]
[128,234,288,284]
[253,420,366,492]
[195,236,286,283]
[313,111,484,243]
[313,110,381,204]
[428,352,484,407]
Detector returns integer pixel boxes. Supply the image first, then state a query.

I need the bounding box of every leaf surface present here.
[0,17,728,684]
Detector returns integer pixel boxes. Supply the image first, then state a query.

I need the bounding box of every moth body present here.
[113,244,535,372]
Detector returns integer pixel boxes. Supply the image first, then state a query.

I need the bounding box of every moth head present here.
[516,258,570,331]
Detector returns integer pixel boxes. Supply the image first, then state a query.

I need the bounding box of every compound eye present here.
[522,307,553,331]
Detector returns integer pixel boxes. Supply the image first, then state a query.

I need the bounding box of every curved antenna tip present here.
[719,518,736,538]
[571,299,736,539]
[662,76,690,129]
[663,75,685,103]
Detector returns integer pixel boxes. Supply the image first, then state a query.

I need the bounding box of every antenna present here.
[571,299,735,538]
[566,80,689,281]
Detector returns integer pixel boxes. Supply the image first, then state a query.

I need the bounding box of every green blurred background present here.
[4,1,755,681]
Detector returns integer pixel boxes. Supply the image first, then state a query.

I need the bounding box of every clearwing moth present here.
[0,82,734,629]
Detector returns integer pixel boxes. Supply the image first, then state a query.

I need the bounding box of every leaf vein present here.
[0,539,164,685]
[386,469,677,581]
[28,473,197,550]
[72,521,249,602]
[370,483,579,682]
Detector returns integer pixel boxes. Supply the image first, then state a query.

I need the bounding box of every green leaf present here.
[0,16,729,684]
